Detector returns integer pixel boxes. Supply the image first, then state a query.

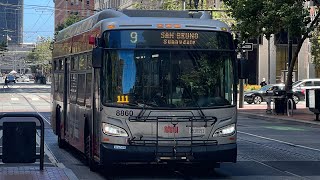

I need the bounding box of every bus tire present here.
[84,124,99,172]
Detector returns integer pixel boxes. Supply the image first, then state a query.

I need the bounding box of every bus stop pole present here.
[239,79,244,108]
[239,50,248,108]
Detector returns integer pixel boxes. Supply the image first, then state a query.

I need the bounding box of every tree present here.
[310,27,320,68]
[26,37,53,74]
[55,14,82,32]
[224,0,320,91]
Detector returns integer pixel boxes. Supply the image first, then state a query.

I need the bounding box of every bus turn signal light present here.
[107,24,116,29]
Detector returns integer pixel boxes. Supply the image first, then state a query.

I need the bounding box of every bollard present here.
[266,97,272,114]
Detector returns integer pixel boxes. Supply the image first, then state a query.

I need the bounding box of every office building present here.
[0,0,23,45]
[54,0,95,30]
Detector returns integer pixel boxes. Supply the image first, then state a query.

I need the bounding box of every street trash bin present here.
[273,90,286,114]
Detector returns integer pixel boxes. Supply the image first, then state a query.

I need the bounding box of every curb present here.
[238,111,320,126]
[63,168,79,180]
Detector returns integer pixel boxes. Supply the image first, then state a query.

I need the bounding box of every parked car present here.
[16,75,30,82]
[5,75,16,83]
[292,78,320,93]
[244,84,304,104]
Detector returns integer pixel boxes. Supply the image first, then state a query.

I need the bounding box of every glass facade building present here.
[0,0,23,45]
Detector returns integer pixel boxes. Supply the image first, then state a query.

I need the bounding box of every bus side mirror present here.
[238,58,249,79]
[92,48,103,68]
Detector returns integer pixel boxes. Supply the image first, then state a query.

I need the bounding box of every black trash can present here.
[274,97,286,114]
[273,90,286,114]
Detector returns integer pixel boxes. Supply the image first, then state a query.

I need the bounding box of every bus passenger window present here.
[87,54,92,69]
[79,55,86,70]
[53,60,57,71]
[58,74,64,101]
[59,59,63,70]
[71,56,79,70]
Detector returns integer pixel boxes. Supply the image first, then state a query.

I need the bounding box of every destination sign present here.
[104,30,233,50]
[161,32,199,45]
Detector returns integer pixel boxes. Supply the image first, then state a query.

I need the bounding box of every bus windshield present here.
[102,50,235,108]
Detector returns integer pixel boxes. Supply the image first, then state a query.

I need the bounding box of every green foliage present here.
[224,0,310,41]
[26,37,52,66]
[224,0,320,90]
[161,0,182,10]
[311,28,320,68]
[55,15,82,31]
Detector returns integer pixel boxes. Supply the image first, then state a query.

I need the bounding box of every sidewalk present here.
[0,166,78,180]
[238,102,320,125]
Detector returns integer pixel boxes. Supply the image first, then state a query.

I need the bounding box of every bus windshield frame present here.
[101,29,236,109]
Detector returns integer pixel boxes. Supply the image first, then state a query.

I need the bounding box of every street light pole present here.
[268,37,271,84]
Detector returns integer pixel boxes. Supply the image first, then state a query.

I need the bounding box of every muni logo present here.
[164,126,179,133]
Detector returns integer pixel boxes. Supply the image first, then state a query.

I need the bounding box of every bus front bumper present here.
[100,143,237,164]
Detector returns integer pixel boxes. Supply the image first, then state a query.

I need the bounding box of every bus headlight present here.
[213,124,236,137]
[102,123,128,137]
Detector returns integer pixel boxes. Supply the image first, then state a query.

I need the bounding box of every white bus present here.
[51,9,238,171]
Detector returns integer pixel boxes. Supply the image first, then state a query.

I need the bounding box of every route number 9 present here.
[130,32,138,43]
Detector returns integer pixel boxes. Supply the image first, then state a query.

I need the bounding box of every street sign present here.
[241,43,253,51]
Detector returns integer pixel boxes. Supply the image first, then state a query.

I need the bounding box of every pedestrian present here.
[3,76,9,88]
[260,78,267,87]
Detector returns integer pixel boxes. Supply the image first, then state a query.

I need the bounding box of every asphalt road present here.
[1,82,320,180]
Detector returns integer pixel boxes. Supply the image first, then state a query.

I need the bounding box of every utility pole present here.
[288,29,292,85]
[268,37,271,84]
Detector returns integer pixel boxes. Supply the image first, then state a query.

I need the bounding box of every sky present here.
[23,0,54,43]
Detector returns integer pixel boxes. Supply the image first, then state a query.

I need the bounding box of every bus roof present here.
[55,9,230,42]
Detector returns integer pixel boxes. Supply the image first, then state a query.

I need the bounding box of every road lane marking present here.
[238,131,320,152]
[11,98,19,101]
